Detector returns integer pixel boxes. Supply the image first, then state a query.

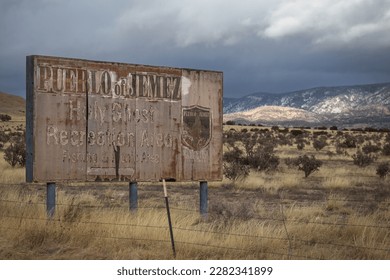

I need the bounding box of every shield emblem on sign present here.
[182,106,212,151]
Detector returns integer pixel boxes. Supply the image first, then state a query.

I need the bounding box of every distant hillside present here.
[224,106,323,126]
[223,83,390,128]
[0,91,25,121]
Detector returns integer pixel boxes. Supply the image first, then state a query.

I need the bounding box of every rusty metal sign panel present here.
[26,55,223,182]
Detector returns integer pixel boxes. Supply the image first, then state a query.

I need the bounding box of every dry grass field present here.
[0,124,389,259]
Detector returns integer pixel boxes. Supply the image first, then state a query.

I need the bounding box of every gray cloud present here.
[0,0,390,98]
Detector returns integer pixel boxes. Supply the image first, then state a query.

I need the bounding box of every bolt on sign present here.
[26,55,223,182]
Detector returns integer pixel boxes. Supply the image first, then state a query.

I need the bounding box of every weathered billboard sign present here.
[26,55,223,182]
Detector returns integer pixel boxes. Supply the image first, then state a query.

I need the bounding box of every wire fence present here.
[0,189,389,260]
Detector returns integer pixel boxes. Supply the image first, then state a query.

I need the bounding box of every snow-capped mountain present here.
[223,83,390,127]
[224,106,322,126]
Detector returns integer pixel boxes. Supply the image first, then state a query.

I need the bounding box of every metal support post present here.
[200,181,208,217]
[129,182,138,212]
[46,182,56,218]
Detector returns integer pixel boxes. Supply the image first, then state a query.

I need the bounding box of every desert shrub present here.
[223,162,250,181]
[313,138,327,151]
[358,135,369,146]
[352,150,376,167]
[0,130,9,143]
[376,163,390,178]
[326,151,335,158]
[313,131,329,136]
[362,143,381,154]
[364,127,378,132]
[383,143,390,156]
[290,129,304,137]
[284,157,297,169]
[370,133,382,143]
[292,155,322,178]
[223,146,250,181]
[223,130,239,149]
[225,120,236,125]
[277,134,293,146]
[335,145,346,155]
[241,133,257,160]
[296,141,305,150]
[246,144,279,172]
[3,131,26,167]
[223,147,244,163]
[4,142,26,167]
[338,134,357,148]
[0,114,12,122]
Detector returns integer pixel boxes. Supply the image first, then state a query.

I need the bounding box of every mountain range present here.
[224,83,390,128]
[1,82,390,128]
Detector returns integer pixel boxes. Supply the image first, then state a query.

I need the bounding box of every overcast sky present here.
[1,0,390,98]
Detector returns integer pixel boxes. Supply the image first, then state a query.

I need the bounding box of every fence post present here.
[46,182,56,218]
[200,181,208,217]
[129,182,138,212]
[163,179,176,258]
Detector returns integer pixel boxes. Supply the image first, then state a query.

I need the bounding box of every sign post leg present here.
[200,181,208,217]
[46,182,56,218]
[129,182,138,212]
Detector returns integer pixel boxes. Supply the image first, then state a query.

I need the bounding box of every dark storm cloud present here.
[0,0,390,98]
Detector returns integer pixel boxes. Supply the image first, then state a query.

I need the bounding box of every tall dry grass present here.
[232,171,301,193]
[0,183,389,260]
[0,151,25,184]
